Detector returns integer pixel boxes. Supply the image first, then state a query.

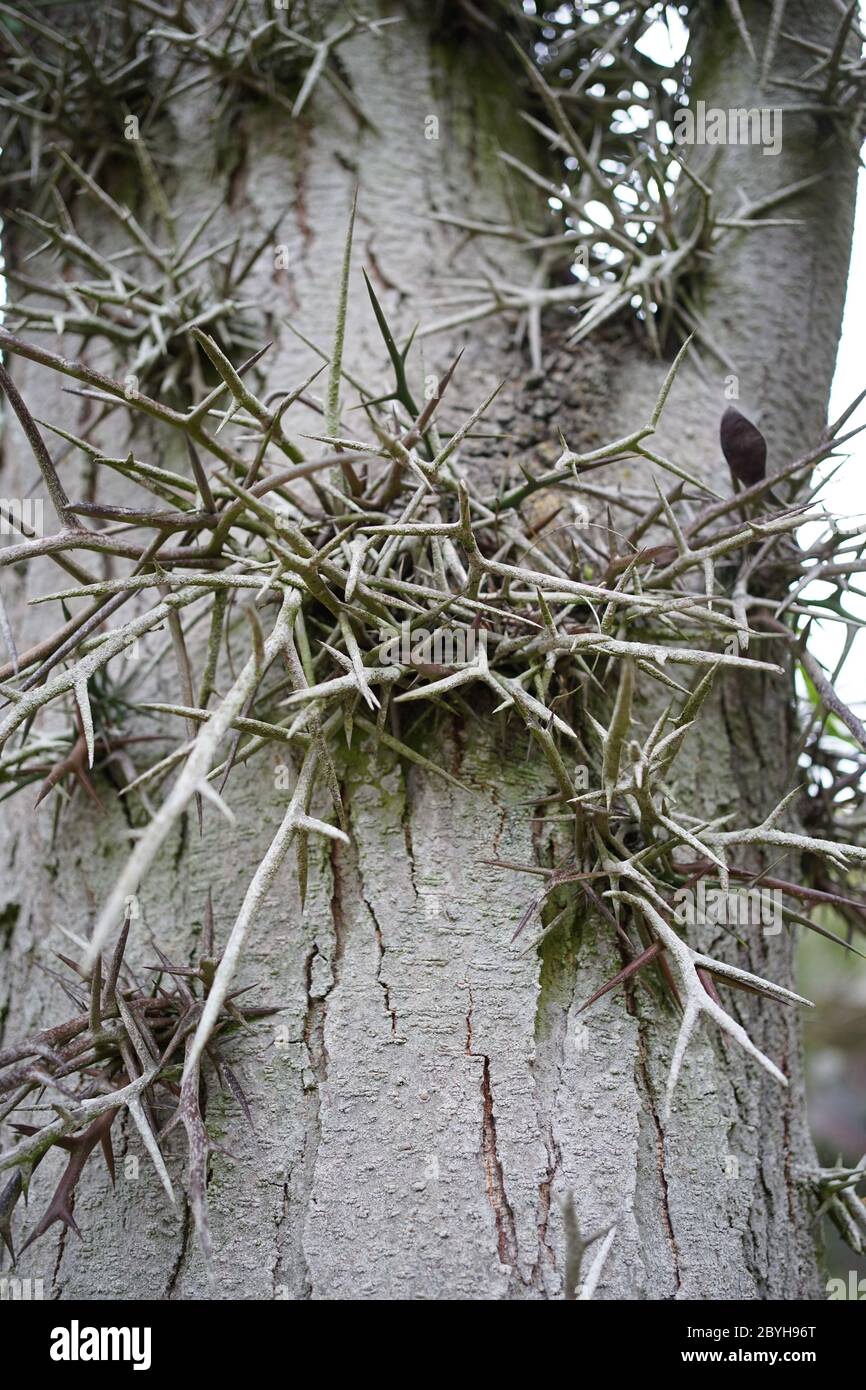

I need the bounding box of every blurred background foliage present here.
[801,926,866,1278]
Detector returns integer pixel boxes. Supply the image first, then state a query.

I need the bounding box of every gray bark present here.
[0,0,856,1299]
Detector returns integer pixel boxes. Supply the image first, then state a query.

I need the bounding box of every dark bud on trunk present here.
[720,406,767,487]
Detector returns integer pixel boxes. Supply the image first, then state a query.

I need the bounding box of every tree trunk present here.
[0,0,857,1299]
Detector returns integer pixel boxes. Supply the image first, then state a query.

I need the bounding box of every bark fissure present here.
[365,896,398,1038]
[635,1032,682,1294]
[51,1206,70,1294]
[294,838,350,1299]
[625,950,682,1294]
[166,1197,191,1300]
[272,1177,291,1297]
[528,917,574,1295]
[780,1047,798,1227]
[400,777,418,900]
[464,983,520,1274]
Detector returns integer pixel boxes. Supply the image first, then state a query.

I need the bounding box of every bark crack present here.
[365,896,398,1038]
[464,983,519,1272]
[400,771,418,900]
[531,1146,559,1293]
[780,1046,797,1226]
[51,1205,70,1295]
[165,1197,191,1299]
[271,1174,291,1296]
[528,917,573,1294]
[631,991,682,1293]
[295,836,349,1299]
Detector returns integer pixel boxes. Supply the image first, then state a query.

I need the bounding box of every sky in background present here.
[811,167,866,704]
[637,7,866,709]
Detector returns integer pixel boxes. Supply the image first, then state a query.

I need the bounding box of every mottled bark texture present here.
[0,1,857,1298]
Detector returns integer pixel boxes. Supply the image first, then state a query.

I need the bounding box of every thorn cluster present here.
[1,0,865,1278]
[0,895,276,1276]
